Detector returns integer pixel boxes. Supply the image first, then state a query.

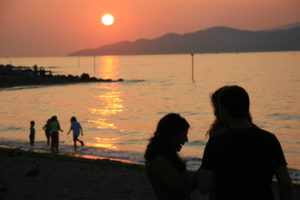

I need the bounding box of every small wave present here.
[123,79,145,83]
[0,126,25,132]
[119,139,147,145]
[187,140,207,146]
[266,113,300,122]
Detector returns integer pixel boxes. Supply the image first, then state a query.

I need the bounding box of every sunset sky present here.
[0,0,299,57]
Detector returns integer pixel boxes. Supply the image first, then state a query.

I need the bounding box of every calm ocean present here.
[0,52,300,181]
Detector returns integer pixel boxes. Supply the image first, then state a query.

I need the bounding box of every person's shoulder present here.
[252,126,276,137]
[206,133,223,145]
[71,121,79,125]
[73,121,80,125]
[249,126,280,144]
[208,130,228,141]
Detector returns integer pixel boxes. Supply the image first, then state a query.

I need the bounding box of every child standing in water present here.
[29,120,35,146]
[67,116,84,151]
[49,116,63,153]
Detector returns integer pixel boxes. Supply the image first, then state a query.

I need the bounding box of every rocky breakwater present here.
[0,64,124,88]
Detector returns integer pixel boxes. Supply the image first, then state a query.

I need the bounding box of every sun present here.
[102,14,114,26]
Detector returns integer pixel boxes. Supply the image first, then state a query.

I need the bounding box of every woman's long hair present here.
[144,113,190,172]
[207,86,228,137]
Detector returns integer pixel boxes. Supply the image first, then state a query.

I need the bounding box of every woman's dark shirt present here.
[146,156,191,200]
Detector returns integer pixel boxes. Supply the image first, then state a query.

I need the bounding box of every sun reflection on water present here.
[89,57,125,131]
[91,91,124,116]
[98,56,120,79]
[93,137,119,150]
[88,57,125,150]
[87,118,116,129]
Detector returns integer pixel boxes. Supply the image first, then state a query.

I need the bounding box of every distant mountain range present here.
[266,22,300,31]
[68,24,300,56]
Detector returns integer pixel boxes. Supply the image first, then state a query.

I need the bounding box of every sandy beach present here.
[0,147,299,200]
[0,147,205,200]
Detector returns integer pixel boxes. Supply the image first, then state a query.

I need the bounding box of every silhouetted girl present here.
[49,116,63,153]
[145,113,196,200]
[67,116,84,151]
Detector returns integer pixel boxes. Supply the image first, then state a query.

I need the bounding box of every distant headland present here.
[0,64,124,88]
[68,25,300,56]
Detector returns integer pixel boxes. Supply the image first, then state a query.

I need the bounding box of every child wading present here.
[29,120,35,146]
[67,116,84,151]
[49,116,63,153]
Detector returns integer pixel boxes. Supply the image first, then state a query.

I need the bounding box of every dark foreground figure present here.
[197,85,293,200]
[145,113,196,200]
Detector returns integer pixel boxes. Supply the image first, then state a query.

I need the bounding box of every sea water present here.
[0,52,299,182]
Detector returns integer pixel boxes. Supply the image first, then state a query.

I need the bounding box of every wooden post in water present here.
[93,56,96,74]
[191,53,195,82]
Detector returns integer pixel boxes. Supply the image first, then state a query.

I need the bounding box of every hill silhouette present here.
[68,26,300,56]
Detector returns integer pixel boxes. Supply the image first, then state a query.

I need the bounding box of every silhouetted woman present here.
[145,113,196,200]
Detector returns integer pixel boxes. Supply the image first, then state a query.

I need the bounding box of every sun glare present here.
[102,14,114,26]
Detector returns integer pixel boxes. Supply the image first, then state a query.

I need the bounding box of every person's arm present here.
[67,127,72,135]
[196,137,216,194]
[272,135,293,200]
[196,168,214,194]
[80,125,83,136]
[57,121,63,132]
[30,127,34,135]
[152,155,194,197]
[182,170,197,191]
[274,166,293,200]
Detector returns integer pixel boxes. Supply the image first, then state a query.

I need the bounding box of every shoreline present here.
[0,144,142,166]
[0,147,299,200]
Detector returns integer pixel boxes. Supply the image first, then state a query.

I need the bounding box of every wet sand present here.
[0,147,298,200]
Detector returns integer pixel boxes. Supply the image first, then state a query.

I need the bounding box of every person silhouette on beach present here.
[145,113,196,200]
[29,120,35,146]
[197,85,293,200]
[207,86,256,138]
[67,116,84,151]
[49,116,63,153]
[42,119,51,146]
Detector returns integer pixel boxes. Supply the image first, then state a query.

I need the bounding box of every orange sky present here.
[0,0,299,56]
